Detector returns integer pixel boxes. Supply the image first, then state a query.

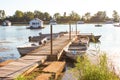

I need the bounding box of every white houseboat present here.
[2,20,11,26]
[27,18,44,29]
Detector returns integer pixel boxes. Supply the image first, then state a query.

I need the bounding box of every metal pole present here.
[76,23,77,35]
[50,24,53,55]
[69,23,71,40]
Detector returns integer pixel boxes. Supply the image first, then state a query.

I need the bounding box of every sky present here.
[0,0,120,17]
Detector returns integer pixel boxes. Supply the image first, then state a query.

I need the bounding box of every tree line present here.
[0,10,120,24]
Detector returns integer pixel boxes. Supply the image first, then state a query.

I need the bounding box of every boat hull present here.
[95,24,102,27]
[27,26,45,29]
[17,46,39,57]
[65,51,85,60]
[89,35,101,42]
[114,25,120,27]
[65,36,89,60]
[78,34,101,42]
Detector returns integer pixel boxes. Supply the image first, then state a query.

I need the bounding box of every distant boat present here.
[114,21,120,27]
[105,20,114,24]
[27,18,45,29]
[77,21,84,24]
[114,24,120,27]
[65,36,89,60]
[95,24,102,27]
[2,20,11,26]
[114,19,120,27]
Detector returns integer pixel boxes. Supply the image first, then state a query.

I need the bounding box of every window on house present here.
[32,22,35,25]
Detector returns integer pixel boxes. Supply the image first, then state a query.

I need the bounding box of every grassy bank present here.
[71,54,119,80]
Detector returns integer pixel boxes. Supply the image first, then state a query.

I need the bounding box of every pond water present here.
[0,24,120,62]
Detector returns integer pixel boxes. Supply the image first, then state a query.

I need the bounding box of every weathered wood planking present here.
[35,73,52,80]
[42,61,66,79]
[43,61,65,73]
[0,56,46,79]
[27,34,77,60]
[0,59,14,67]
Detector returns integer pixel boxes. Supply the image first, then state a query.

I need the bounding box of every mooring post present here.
[50,24,53,55]
[69,23,71,40]
[76,22,77,35]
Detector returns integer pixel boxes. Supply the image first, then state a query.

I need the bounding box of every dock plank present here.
[35,73,52,80]
[42,61,66,79]
[43,61,65,73]
[0,60,14,67]
[0,56,46,79]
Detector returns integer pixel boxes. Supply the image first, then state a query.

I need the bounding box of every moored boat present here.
[113,19,120,27]
[77,21,84,24]
[105,20,114,24]
[114,24,120,27]
[95,24,102,27]
[78,33,101,42]
[65,36,89,60]
[29,32,68,42]
[17,42,40,57]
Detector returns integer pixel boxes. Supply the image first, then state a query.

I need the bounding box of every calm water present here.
[0,24,120,62]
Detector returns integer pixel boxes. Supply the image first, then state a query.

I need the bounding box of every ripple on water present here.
[0,47,10,52]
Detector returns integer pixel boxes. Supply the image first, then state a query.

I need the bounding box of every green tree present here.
[112,10,119,22]
[14,10,24,18]
[14,10,24,22]
[91,11,107,22]
[0,10,6,19]
[43,12,51,21]
[84,12,91,22]
[69,11,80,22]
[34,10,44,19]
[24,11,34,21]
[53,13,61,20]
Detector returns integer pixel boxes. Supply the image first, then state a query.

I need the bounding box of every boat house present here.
[2,20,11,26]
[29,18,44,29]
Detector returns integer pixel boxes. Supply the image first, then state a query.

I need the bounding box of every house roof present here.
[4,20,11,23]
[31,18,43,22]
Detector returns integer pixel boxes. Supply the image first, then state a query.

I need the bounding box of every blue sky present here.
[0,0,119,17]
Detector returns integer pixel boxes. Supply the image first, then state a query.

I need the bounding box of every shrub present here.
[14,75,26,80]
[73,54,119,80]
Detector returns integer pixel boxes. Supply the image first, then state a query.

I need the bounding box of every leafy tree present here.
[13,10,24,22]
[0,10,6,19]
[43,12,51,21]
[84,12,91,22]
[112,10,119,22]
[69,11,80,22]
[34,10,44,19]
[91,11,107,22]
[14,10,24,18]
[53,13,61,20]
[24,11,34,21]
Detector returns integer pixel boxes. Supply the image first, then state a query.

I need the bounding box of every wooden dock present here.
[0,55,46,80]
[0,32,77,80]
[35,61,65,80]
[27,32,77,61]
